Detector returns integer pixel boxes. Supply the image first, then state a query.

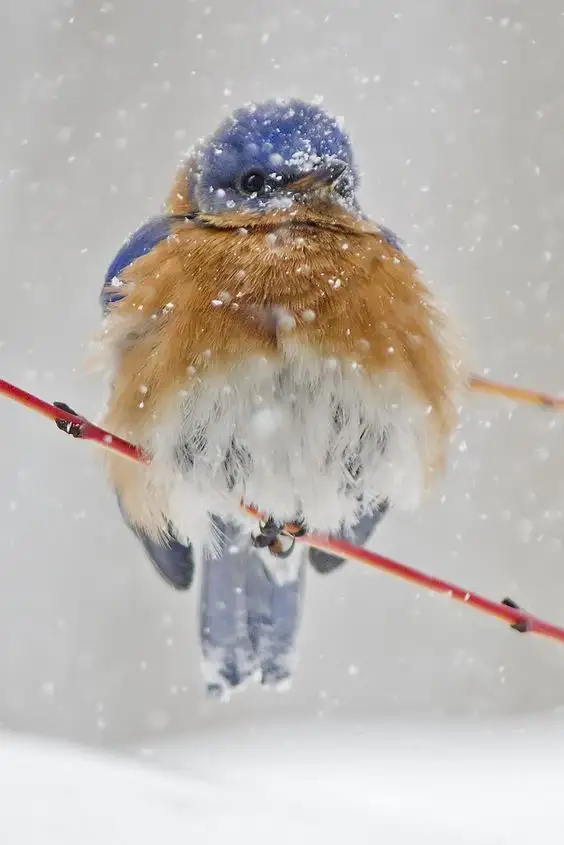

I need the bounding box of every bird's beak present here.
[286,159,348,193]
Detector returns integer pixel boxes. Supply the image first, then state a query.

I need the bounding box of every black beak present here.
[286,159,348,192]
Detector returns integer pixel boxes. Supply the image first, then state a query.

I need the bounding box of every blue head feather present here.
[191,98,358,215]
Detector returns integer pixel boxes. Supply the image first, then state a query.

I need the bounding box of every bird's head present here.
[188,99,359,221]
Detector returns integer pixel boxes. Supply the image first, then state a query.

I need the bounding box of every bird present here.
[98,97,463,569]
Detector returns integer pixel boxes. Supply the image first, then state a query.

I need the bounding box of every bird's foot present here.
[251,516,307,558]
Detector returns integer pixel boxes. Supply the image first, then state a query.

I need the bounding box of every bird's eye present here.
[239,169,267,196]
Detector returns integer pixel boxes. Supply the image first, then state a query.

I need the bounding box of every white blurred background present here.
[1,0,564,757]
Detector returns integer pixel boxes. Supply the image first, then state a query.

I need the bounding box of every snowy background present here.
[4,720,564,844]
[1,0,564,837]
[3,720,564,844]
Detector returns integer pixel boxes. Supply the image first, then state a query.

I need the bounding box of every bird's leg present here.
[251,516,307,558]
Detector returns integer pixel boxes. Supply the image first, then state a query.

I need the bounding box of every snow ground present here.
[2,719,563,844]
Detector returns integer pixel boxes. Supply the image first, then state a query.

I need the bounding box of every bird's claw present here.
[251,516,308,558]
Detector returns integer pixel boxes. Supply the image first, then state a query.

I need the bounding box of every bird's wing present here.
[376,223,404,252]
[101,219,200,587]
[100,215,193,315]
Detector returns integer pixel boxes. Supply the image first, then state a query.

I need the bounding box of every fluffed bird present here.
[99,98,462,567]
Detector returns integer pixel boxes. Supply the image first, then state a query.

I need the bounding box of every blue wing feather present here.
[103,216,198,590]
[377,224,404,253]
[100,215,175,315]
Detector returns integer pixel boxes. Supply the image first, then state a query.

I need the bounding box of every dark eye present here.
[239,169,266,196]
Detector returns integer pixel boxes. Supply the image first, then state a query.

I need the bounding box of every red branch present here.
[1,376,563,645]
[0,379,146,464]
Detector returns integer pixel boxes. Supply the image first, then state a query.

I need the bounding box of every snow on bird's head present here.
[190,98,359,215]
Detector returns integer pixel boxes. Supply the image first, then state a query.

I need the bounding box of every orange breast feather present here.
[100,205,462,538]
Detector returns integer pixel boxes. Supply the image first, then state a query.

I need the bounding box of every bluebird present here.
[98,99,461,691]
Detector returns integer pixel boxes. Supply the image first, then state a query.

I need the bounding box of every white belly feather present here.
[138,343,427,556]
